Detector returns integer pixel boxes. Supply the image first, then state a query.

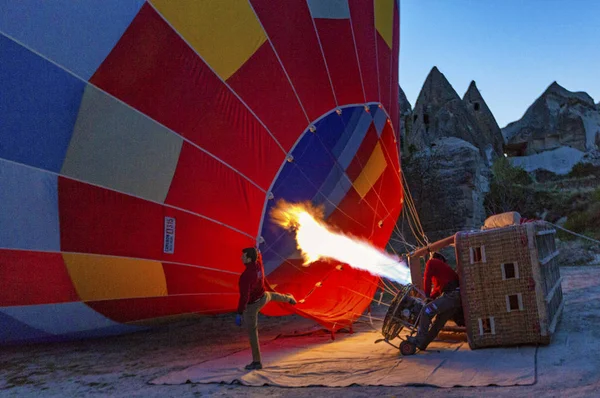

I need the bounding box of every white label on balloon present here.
[164,217,176,254]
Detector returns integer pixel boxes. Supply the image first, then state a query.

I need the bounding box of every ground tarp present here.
[151,329,536,387]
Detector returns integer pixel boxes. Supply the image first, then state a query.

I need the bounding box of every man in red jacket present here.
[407,252,461,351]
[236,247,297,370]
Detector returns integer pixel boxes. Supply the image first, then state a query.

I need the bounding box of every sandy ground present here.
[1,266,600,398]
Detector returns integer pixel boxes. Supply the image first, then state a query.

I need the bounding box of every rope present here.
[544,222,600,244]
[400,169,429,246]
[371,131,429,246]
[388,236,416,250]
[403,207,426,248]
[379,276,400,295]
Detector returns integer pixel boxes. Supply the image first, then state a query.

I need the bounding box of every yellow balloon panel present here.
[375,0,394,49]
[353,142,388,199]
[63,253,168,301]
[150,0,267,81]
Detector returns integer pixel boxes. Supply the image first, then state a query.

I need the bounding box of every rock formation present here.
[395,75,600,252]
[463,81,505,158]
[398,137,490,243]
[397,67,504,246]
[407,67,501,164]
[502,82,600,155]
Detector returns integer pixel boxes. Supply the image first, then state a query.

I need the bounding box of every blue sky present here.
[399,0,600,128]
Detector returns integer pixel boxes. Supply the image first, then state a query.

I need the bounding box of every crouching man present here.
[407,252,462,351]
[236,247,297,370]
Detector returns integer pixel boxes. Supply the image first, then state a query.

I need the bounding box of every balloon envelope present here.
[0,0,401,344]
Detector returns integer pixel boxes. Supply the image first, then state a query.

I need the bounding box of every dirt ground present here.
[1,266,600,398]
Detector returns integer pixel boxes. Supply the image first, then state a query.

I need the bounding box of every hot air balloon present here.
[0,0,401,344]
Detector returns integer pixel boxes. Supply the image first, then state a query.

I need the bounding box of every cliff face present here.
[398,86,413,156]
[400,137,490,242]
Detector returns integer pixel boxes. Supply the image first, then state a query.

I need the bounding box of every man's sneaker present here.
[288,295,297,305]
[244,361,262,370]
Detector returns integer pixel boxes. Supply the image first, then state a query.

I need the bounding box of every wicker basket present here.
[455,221,564,349]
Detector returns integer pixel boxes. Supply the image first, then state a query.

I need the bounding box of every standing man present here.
[236,247,297,370]
[407,252,462,351]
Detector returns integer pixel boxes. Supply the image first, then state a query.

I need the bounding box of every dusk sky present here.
[399,0,600,128]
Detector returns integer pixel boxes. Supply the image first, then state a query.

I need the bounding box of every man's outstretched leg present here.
[266,291,297,305]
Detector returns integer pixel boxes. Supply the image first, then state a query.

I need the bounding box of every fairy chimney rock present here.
[463,81,505,158]
[407,67,495,163]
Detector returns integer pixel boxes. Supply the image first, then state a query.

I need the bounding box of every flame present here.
[270,200,411,284]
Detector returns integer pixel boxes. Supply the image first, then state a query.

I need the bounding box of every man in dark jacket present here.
[236,247,297,370]
[408,252,461,350]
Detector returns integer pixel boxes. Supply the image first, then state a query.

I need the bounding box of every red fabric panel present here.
[0,250,80,306]
[265,258,333,302]
[369,167,401,248]
[262,257,378,332]
[58,177,254,271]
[161,206,255,272]
[363,177,390,241]
[59,177,164,260]
[250,0,336,120]
[364,129,402,246]
[87,294,239,323]
[348,0,378,103]
[377,33,392,115]
[182,81,282,189]
[367,126,403,247]
[227,43,307,152]
[345,123,379,181]
[314,19,364,106]
[90,3,281,189]
[162,262,240,295]
[165,142,265,236]
[390,1,401,136]
[294,268,378,331]
[267,267,377,331]
[380,122,401,174]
